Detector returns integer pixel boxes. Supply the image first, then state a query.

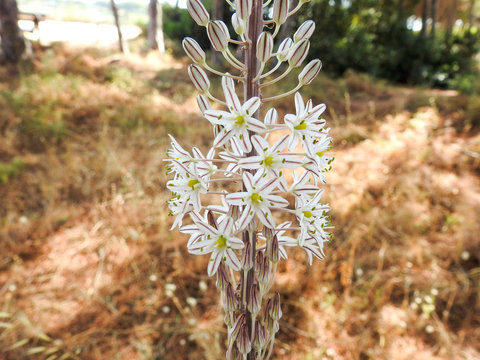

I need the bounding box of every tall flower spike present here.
[167,0,333,356]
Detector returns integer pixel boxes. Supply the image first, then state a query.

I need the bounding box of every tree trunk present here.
[156,3,165,53]
[211,0,224,65]
[430,0,437,38]
[148,0,158,50]
[469,0,476,28]
[420,0,430,38]
[0,0,25,63]
[446,0,457,38]
[110,0,128,53]
[148,0,164,52]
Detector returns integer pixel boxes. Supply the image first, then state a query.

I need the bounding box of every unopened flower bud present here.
[224,283,239,311]
[256,32,274,63]
[247,284,261,314]
[255,251,271,283]
[188,64,210,93]
[235,0,252,21]
[216,262,230,290]
[236,323,252,354]
[263,226,275,240]
[264,108,277,126]
[227,204,241,222]
[298,59,322,85]
[207,210,218,229]
[187,0,209,27]
[207,20,230,52]
[182,37,206,64]
[222,75,235,94]
[294,20,315,43]
[268,292,282,320]
[273,0,289,25]
[226,346,242,360]
[287,39,310,68]
[229,313,246,342]
[196,94,211,114]
[266,235,280,263]
[241,241,253,270]
[231,13,244,36]
[276,38,293,62]
[253,321,268,349]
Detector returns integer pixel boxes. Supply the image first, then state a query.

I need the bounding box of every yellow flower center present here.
[264,156,275,167]
[216,235,227,248]
[294,121,307,130]
[316,151,324,157]
[234,115,245,125]
[188,179,200,189]
[303,210,313,218]
[250,193,262,204]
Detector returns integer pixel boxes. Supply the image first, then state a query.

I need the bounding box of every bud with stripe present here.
[231,13,245,36]
[235,0,253,21]
[182,37,206,65]
[188,64,210,93]
[256,32,274,63]
[276,38,293,62]
[287,39,310,68]
[196,94,211,114]
[298,59,322,85]
[207,20,230,52]
[272,0,289,25]
[187,0,209,27]
[294,20,315,42]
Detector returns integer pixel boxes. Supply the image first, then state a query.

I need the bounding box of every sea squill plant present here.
[165,0,333,357]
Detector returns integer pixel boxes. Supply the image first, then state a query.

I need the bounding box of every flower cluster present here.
[165,0,333,357]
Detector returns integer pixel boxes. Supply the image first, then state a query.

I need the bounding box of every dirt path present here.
[20,20,141,47]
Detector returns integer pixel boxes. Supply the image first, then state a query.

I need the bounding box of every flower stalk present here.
[165,0,333,358]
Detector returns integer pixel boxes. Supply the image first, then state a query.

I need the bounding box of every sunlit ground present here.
[0,27,479,360]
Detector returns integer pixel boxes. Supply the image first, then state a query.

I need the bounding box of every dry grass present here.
[0,44,479,360]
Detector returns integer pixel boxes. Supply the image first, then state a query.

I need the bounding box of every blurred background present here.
[0,0,479,359]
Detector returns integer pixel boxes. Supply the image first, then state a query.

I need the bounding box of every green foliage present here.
[465,95,480,127]
[299,0,480,89]
[162,4,212,56]
[0,158,26,184]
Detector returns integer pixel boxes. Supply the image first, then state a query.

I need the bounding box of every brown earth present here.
[0,44,479,360]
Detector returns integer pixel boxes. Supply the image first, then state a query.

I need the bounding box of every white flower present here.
[284,92,326,150]
[166,162,208,213]
[304,131,333,169]
[187,212,244,276]
[166,135,193,174]
[292,189,329,231]
[289,171,318,198]
[192,147,218,178]
[238,135,303,186]
[204,89,266,153]
[226,171,288,229]
[298,230,326,265]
